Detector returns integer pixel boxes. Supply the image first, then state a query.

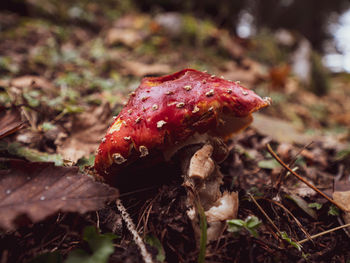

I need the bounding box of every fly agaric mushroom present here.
[95,68,270,242]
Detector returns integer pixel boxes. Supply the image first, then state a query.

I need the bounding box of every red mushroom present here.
[95,69,269,182]
[94,68,270,242]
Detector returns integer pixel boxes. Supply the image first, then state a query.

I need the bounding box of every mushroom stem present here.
[179,138,238,243]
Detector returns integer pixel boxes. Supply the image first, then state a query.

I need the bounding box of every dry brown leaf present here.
[10,75,56,93]
[57,104,112,162]
[121,60,171,77]
[252,113,318,145]
[0,107,26,139]
[0,159,118,230]
[106,28,147,47]
[333,178,350,224]
[222,59,267,88]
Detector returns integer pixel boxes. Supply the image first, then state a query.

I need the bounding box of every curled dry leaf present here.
[0,107,26,139]
[0,159,118,230]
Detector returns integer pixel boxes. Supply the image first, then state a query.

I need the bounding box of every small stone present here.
[192,105,200,113]
[139,146,149,157]
[202,80,207,84]
[205,89,214,97]
[113,116,117,120]
[235,80,241,84]
[208,106,214,112]
[166,91,174,95]
[227,88,232,94]
[220,75,225,79]
[129,91,136,97]
[176,102,185,108]
[141,96,149,102]
[152,104,158,111]
[112,153,127,164]
[124,136,131,141]
[101,137,106,143]
[40,196,46,201]
[128,109,133,114]
[210,74,216,78]
[5,189,11,195]
[157,120,167,129]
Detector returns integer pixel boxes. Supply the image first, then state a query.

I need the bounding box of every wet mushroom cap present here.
[95,69,270,180]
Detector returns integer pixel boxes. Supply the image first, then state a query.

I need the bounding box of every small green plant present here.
[280,231,302,251]
[65,226,117,263]
[328,205,340,216]
[308,202,323,210]
[145,235,165,262]
[227,216,261,238]
[197,202,207,263]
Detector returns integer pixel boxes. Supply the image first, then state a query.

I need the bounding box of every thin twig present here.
[248,193,283,240]
[264,198,313,244]
[267,144,348,212]
[116,199,154,263]
[298,222,350,244]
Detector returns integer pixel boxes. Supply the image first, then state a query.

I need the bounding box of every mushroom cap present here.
[94,69,270,181]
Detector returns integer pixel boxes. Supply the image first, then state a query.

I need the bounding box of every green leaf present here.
[227,219,245,228]
[227,216,261,238]
[286,194,317,219]
[258,159,280,170]
[65,226,117,263]
[280,232,302,251]
[7,142,63,166]
[145,235,166,262]
[76,154,95,171]
[41,122,57,132]
[328,205,340,216]
[246,216,262,229]
[308,202,323,210]
[335,147,350,161]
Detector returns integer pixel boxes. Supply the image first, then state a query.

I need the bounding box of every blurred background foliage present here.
[0,0,350,138]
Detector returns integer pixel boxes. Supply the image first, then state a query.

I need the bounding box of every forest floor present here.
[1,4,350,263]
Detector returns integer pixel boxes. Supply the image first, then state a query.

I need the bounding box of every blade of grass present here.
[196,201,207,263]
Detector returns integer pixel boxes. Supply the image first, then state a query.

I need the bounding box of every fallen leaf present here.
[6,142,63,166]
[0,107,26,139]
[106,28,147,47]
[10,75,56,94]
[286,194,317,219]
[0,159,118,230]
[222,59,267,88]
[333,178,350,225]
[252,113,318,145]
[57,104,112,162]
[120,60,171,77]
